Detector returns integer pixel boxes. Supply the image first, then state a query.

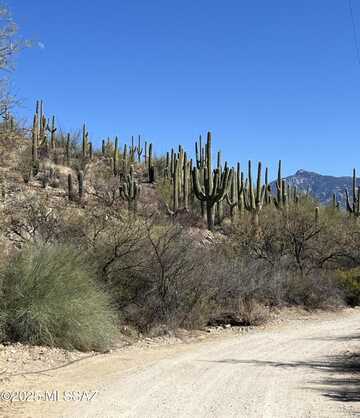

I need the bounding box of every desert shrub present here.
[3,195,67,246]
[336,268,360,306]
[219,203,348,309]
[0,244,117,351]
[238,299,270,325]
[281,269,344,308]
[17,144,37,182]
[92,217,211,332]
[87,161,121,207]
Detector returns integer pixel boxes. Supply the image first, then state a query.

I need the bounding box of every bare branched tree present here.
[0,5,30,115]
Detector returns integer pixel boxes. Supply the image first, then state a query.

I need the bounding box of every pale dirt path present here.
[4,309,360,418]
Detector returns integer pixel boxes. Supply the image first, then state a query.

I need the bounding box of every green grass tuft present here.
[0,244,118,351]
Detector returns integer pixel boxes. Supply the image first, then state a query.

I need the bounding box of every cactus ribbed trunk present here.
[192,132,232,231]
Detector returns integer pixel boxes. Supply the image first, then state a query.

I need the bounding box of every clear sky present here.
[6,0,360,177]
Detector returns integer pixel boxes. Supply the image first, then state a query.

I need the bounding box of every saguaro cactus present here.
[82,124,88,160]
[244,160,266,226]
[192,132,232,230]
[264,167,272,205]
[47,116,57,150]
[78,170,84,200]
[148,143,155,183]
[123,143,129,177]
[195,135,205,169]
[31,112,38,173]
[216,151,224,224]
[345,169,360,217]
[130,136,136,162]
[113,136,119,176]
[183,152,191,211]
[172,158,180,212]
[68,174,74,201]
[137,135,143,163]
[65,134,71,166]
[274,160,288,210]
[120,165,141,212]
[315,206,320,224]
[226,168,238,221]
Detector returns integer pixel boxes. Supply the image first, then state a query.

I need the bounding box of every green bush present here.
[0,244,117,351]
[336,268,360,307]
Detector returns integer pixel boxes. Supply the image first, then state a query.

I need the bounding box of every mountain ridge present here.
[273,169,358,206]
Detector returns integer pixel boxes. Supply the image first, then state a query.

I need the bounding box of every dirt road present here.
[5,310,360,417]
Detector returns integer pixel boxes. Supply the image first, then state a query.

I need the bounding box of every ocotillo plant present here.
[345,169,360,217]
[244,160,266,226]
[192,132,232,230]
[120,165,141,212]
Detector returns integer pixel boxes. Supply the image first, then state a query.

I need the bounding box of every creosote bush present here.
[0,244,117,351]
[336,268,360,307]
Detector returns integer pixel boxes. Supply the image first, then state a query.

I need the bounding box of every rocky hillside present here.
[272,169,358,207]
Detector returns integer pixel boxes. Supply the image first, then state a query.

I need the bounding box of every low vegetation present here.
[0,244,117,351]
[0,100,360,352]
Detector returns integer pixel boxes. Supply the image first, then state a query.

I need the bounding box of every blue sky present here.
[6,0,360,177]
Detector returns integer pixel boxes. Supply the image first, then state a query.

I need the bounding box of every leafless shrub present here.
[238,299,270,325]
[3,194,66,246]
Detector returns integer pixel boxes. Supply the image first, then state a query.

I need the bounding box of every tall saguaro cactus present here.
[78,170,84,200]
[82,124,88,160]
[274,160,288,210]
[244,160,265,226]
[192,132,232,230]
[113,136,119,176]
[345,168,360,217]
[68,174,74,201]
[137,135,143,163]
[120,165,141,212]
[148,143,156,183]
[31,112,38,173]
[65,133,71,166]
[47,116,57,150]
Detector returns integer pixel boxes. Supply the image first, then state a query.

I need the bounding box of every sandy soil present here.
[2,308,360,418]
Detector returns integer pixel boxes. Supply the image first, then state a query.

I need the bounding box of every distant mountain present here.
[270,169,358,207]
